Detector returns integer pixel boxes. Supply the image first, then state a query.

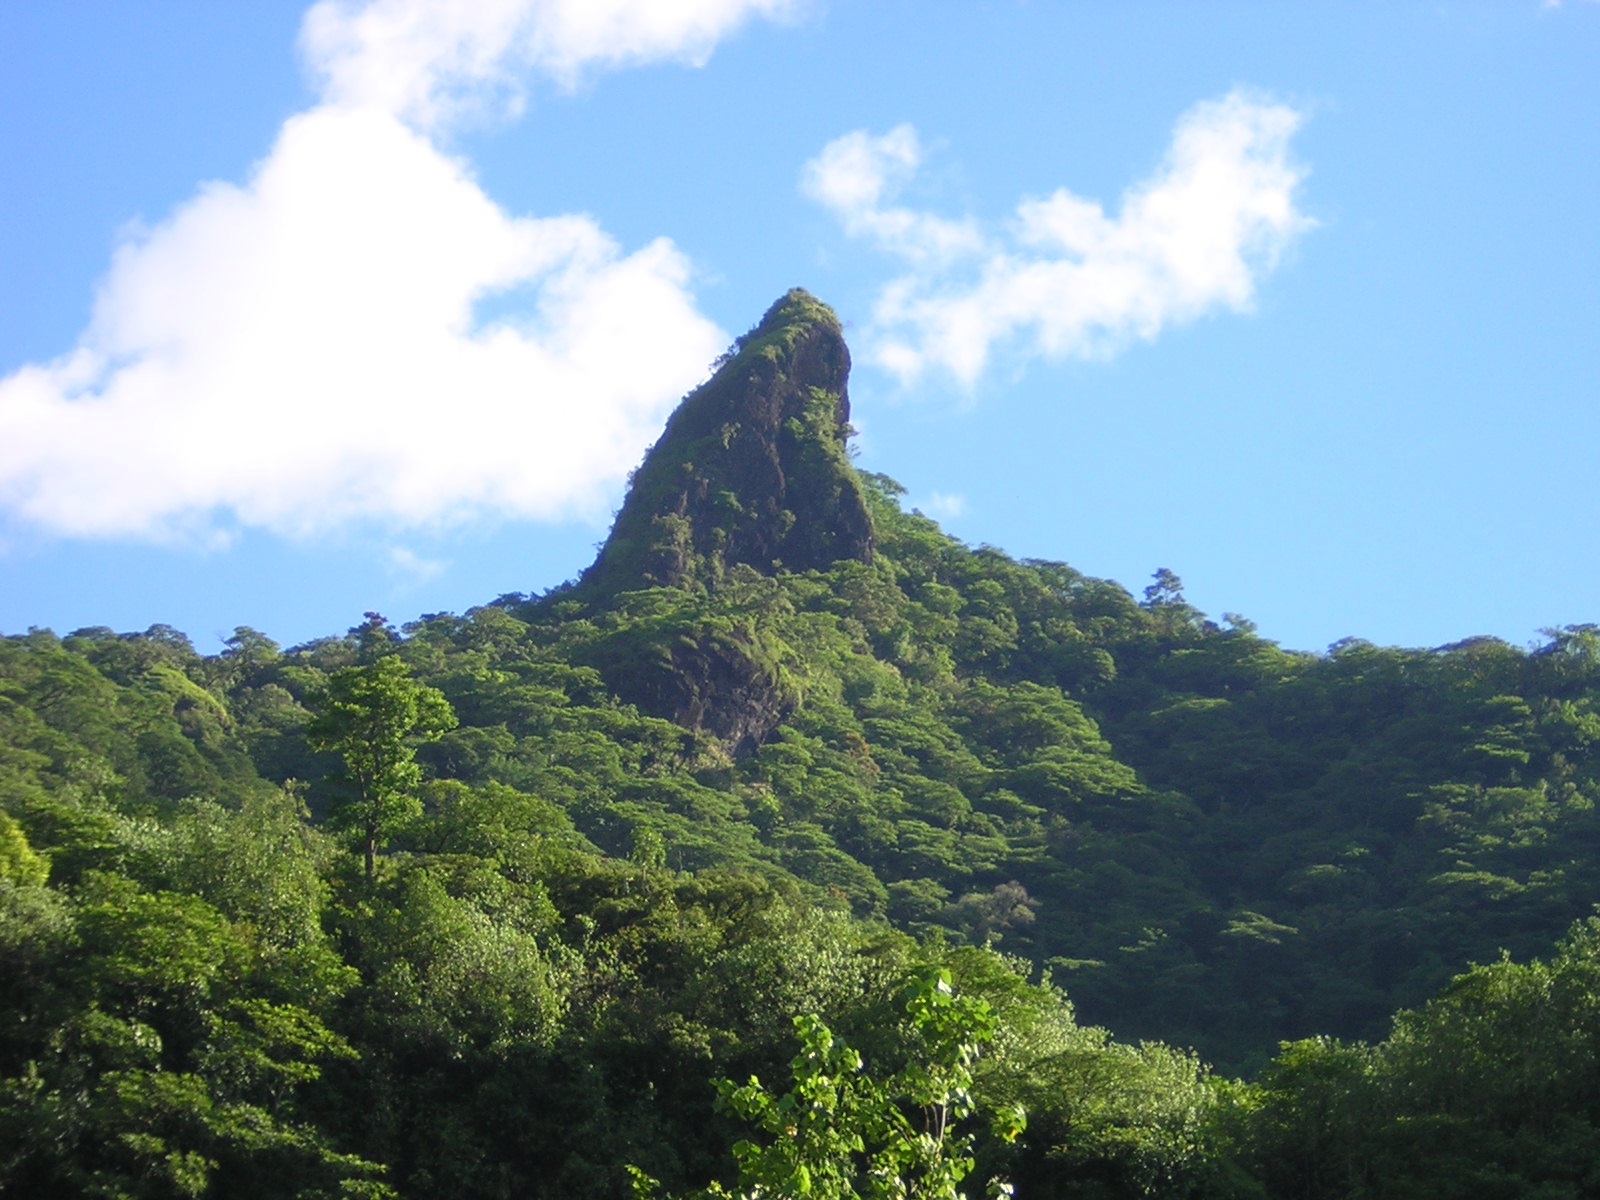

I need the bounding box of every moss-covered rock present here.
[583,288,874,597]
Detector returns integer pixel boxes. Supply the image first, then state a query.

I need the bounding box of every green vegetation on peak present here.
[582,288,873,600]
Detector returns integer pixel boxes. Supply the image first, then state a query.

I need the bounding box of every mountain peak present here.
[582,289,874,596]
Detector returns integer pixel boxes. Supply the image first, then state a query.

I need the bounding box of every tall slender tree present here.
[306,654,455,881]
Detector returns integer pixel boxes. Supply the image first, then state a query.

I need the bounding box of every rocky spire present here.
[582,288,874,596]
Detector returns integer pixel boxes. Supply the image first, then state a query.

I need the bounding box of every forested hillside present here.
[6,291,1600,1198]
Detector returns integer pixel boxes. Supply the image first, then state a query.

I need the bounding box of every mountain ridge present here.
[7,290,1600,1198]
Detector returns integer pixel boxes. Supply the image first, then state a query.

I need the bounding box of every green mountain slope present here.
[7,291,1600,1197]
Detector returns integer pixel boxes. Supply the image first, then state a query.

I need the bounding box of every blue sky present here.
[2,1,1597,655]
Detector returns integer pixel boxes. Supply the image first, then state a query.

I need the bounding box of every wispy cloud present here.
[805,89,1313,386]
[919,491,966,519]
[801,125,982,264]
[0,0,791,542]
[388,544,448,585]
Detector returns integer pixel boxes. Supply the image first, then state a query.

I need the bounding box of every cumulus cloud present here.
[0,0,788,542]
[805,89,1313,385]
[0,108,723,540]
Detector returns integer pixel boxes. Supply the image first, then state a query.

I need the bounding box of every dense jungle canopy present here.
[6,292,1600,1199]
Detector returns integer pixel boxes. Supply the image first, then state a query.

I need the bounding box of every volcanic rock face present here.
[581,616,797,759]
[583,289,874,596]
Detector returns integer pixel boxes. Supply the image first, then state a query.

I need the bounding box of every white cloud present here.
[919,491,966,519]
[805,89,1313,385]
[302,0,800,129]
[0,0,790,543]
[799,125,981,263]
[388,545,448,585]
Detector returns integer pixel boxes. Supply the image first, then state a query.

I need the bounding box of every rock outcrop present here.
[573,289,876,757]
[582,288,874,596]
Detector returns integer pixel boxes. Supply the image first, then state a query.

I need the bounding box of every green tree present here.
[0,811,49,886]
[307,656,456,881]
[637,970,1023,1200]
